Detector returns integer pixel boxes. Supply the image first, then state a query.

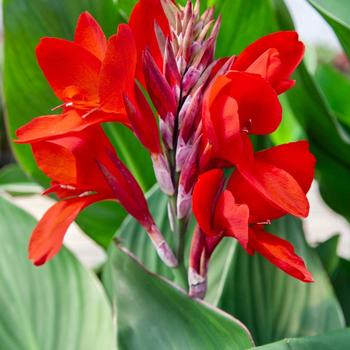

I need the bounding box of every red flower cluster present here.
[15,0,315,299]
[16,10,177,267]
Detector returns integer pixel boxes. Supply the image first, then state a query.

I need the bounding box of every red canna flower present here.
[230,31,305,94]
[16,12,137,143]
[201,70,282,168]
[26,126,177,267]
[189,141,315,297]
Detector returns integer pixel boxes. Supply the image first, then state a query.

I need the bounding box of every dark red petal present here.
[29,195,99,265]
[256,141,316,193]
[223,71,282,134]
[74,12,107,61]
[249,227,313,282]
[237,159,310,218]
[192,169,225,236]
[123,84,161,154]
[36,38,101,102]
[129,0,170,85]
[214,190,249,250]
[232,31,304,94]
[98,24,137,114]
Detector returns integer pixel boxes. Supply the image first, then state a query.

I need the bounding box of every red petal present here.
[31,126,113,191]
[36,38,101,102]
[15,109,117,143]
[256,141,315,193]
[129,0,170,85]
[223,71,282,134]
[98,24,137,114]
[192,169,225,236]
[232,31,304,94]
[74,12,107,61]
[214,190,250,250]
[228,141,315,222]
[249,227,313,282]
[124,84,161,154]
[29,195,99,265]
[237,159,310,218]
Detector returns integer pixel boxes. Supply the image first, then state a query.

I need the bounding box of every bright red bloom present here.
[129,0,171,85]
[26,126,176,267]
[201,70,282,167]
[191,141,315,283]
[16,12,137,143]
[230,31,304,94]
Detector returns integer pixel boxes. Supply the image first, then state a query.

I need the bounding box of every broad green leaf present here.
[211,0,278,57]
[253,328,350,350]
[315,235,340,275]
[307,0,350,59]
[315,64,350,127]
[103,243,254,350]
[3,0,155,245]
[216,216,345,345]
[331,258,350,326]
[0,195,115,350]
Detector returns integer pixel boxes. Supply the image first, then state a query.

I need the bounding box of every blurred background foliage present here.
[1,0,350,349]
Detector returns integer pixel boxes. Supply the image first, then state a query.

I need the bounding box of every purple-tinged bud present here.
[164,39,181,87]
[147,223,178,267]
[182,17,194,63]
[182,0,193,33]
[151,153,175,196]
[161,0,178,28]
[143,50,177,119]
[179,88,203,141]
[154,22,166,57]
[201,7,214,23]
[209,16,221,42]
[177,137,201,218]
[192,37,215,70]
[175,136,192,172]
[182,67,201,96]
[193,0,200,17]
[177,183,192,220]
[197,20,214,43]
[188,226,222,299]
[160,112,174,150]
[188,267,207,299]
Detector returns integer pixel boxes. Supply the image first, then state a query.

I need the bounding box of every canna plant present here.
[2,0,350,349]
[16,0,314,297]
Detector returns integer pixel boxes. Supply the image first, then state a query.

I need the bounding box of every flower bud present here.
[151,153,175,196]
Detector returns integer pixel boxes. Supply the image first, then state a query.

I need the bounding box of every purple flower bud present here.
[164,39,181,87]
[182,66,201,96]
[143,50,177,119]
[151,153,175,196]
[160,112,174,150]
[175,136,192,172]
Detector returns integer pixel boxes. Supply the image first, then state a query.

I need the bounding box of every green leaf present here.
[331,258,350,326]
[315,235,340,275]
[307,0,350,59]
[252,328,350,350]
[211,0,278,57]
[0,195,115,350]
[3,0,155,246]
[314,64,350,127]
[215,216,345,345]
[103,243,254,350]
